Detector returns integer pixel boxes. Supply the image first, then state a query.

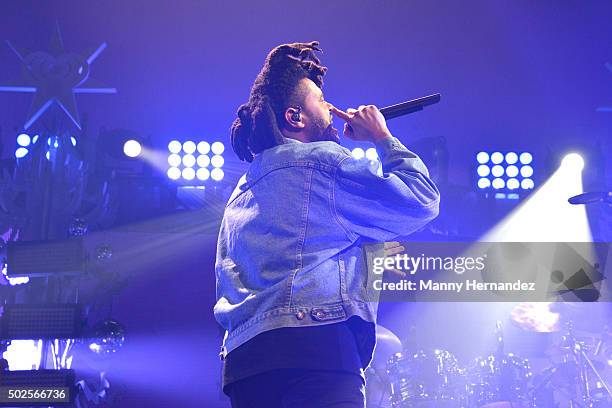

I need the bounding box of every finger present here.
[358,105,367,112]
[329,104,352,121]
[347,108,358,114]
[343,122,353,135]
[384,241,401,249]
[384,246,405,257]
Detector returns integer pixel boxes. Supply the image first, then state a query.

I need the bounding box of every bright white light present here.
[211,142,225,155]
[197,141,211,154]
[476,152,489,164]
[491,152,504,164]
[196,168,210,180]
[352,148,365,159]
[4,340,42,370]
[505,152,518,164]
[478,178,491,189]
[2,264,28,285]
[183,141,196,154]
[167,167,181,180]
[477,165,490,177]
[168,140,182,154]
[123,140,142,158]
[482,154,591,242]
[365,148,378,160]
[46,151,50,160]
[15,147,29,158]
[70,136,77,146]
[211,155,224,168]
[168,154,181,167]
[16,133,31,147]
[47,137,59,148]
[506,165,519,178]
[520,165,534,178]
[511,303,560,333]
[182,154,196,168]
[492,178,505,189]
[561,153,584,171]
[197,155,210,168]
[211,168,224,181]
[491,165,504,178]
[182,167,195,180]
[507,178,520,190]
[521,179,534,190]
[520,152,533,164]
[32,134,39,144]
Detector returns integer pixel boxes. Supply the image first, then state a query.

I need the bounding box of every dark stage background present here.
[0,1,611,406]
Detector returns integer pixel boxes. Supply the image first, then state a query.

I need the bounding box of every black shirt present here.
[222,316,375,394]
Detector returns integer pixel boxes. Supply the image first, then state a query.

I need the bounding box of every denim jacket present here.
[214,136,440,361]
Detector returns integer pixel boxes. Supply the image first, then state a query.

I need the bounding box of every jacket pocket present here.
[310,304,347,322]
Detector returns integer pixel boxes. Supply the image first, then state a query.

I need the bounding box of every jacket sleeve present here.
[332,136,440,242]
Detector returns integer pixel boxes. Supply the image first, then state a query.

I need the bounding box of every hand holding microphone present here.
[329,104,392,143]
[328,93,441,143]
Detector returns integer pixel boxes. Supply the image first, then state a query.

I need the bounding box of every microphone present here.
[379,93,441,120]
[568,191,612,205]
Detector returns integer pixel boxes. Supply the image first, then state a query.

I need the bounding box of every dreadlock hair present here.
[230,41,328,162]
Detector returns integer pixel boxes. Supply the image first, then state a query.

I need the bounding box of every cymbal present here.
[372,324,402,368]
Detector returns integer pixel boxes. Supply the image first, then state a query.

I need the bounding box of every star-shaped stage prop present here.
[0,23,116,130]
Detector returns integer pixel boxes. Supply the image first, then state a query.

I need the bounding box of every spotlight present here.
[197,155,210,168]
[47,136,59,148]
[211,168,224,181]
[521,165,534,178]
[167,167,180,180]
[167,154,181,167]
[3,340,41,370]
[351,148,365,159]
[365,148,378,160]
[211,155,224,168]
[197,141,210,154]
[15,147,28,159]
[520,152,533,164]
[475,150,535,194]
[521,179,535,190]
[476,151,490,164]
[211,142,225,155]
[183,141,196,154]
[561,153,584,171]
[168,140,182,154]
[507,178,520,190]
[491,152,504,164]
[123,140,142,158]
[492,178,505,189]
[196,168,210,180]
[182,154,196,168]
[70,136,77,146]
[505,152,518,164]
[491,165,504,178]
[477,165,490,177]
[478,178,491,189]
[32,134,39,144]
[16,133,30,147]
[506,165,519,178]
[182,167,195,180]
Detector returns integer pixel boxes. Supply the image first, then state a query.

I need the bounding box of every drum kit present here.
[367,321,612,408]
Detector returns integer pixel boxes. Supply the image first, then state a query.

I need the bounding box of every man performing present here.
[214,41,440,407]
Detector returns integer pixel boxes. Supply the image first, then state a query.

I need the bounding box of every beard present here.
[312,117,340,144]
